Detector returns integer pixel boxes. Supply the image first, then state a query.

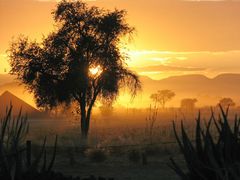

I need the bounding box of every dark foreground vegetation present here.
[2,105,240,180]
[0,106,114,180]
[171,106,240,180]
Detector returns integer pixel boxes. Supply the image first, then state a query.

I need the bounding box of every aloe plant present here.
[0,105,28,179]
[0,105,58,180]
[170,106,240,180]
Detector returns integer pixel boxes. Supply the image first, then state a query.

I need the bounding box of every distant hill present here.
[1,73,240,107]
[141,73,240,93]
[0,91,40,117]
[0,82,36,107]
[139,73,240,107]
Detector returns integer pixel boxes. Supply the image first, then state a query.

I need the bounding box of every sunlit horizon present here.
[1,0,240,109]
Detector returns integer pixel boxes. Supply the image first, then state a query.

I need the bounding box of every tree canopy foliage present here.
[219,98,235,108]
[180,98,198,111]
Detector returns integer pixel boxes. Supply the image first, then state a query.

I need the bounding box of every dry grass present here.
[23,107,240,180]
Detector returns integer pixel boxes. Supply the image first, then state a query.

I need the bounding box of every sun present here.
[89,65,103,77]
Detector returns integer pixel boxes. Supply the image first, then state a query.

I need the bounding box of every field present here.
[23,106,239,180]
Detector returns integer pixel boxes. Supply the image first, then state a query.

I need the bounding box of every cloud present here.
[129,50,240,56]
[128,50,240,67]
[126,49,240,79]
[132,64,205,72]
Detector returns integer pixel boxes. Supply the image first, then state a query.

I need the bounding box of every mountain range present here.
[130,73,240,107]
[1,73,240,107]
[141,74,240,94]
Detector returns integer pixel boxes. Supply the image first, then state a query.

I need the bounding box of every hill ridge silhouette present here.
[2,73,240,83]
[0,90,39,117]
[2,73,240,107]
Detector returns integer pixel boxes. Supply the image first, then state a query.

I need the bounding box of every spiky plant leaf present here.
[170,105,240,180]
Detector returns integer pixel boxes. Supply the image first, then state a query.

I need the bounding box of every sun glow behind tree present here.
[89,65,103,77]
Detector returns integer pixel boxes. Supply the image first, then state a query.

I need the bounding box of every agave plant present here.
[0,105,28,178]
[0,105,58,180]
[170,106,240,180]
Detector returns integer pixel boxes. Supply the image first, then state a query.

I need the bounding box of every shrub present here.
[144,105,158,144]
[128,149,141,163]
[67,147,77,166]
[85,148,107,163]
[143,144,161,156]
[170,106,240,180]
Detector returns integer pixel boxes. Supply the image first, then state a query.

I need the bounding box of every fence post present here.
[142,152,147,165]
[26,140,31,167]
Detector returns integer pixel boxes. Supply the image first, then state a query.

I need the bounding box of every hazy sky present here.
[1,0,240,79]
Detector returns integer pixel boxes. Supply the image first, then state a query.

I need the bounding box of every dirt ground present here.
[52,148,183,180]
[27,110,192,180]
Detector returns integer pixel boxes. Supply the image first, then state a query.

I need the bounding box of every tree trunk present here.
[79,98,88,139]
[80,115,87,139]
[78,89,98,140]
[80,107,91,140]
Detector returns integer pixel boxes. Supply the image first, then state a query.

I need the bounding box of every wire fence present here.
[59,140,184,151]
[84,139,201,150]
[32,139,182,152]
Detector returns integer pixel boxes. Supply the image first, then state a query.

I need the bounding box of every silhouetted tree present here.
[180,98,198,111]
[219,98,235,108]
[8,0,140,138]
[150,90,175,108]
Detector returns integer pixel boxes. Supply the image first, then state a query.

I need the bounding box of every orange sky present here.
[1,0,240,79]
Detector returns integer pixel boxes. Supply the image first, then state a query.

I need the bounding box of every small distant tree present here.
[219,98,235,108]
[181,98,198,111]
[150,90,175,109]
[8,0,140,139]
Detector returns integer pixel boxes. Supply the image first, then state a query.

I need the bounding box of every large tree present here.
[8,0,140,138]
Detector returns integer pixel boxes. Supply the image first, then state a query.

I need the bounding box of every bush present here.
[85,148,107,163]
[170,106,240,180]
[143,144,161,156]
[128,149,141,163]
